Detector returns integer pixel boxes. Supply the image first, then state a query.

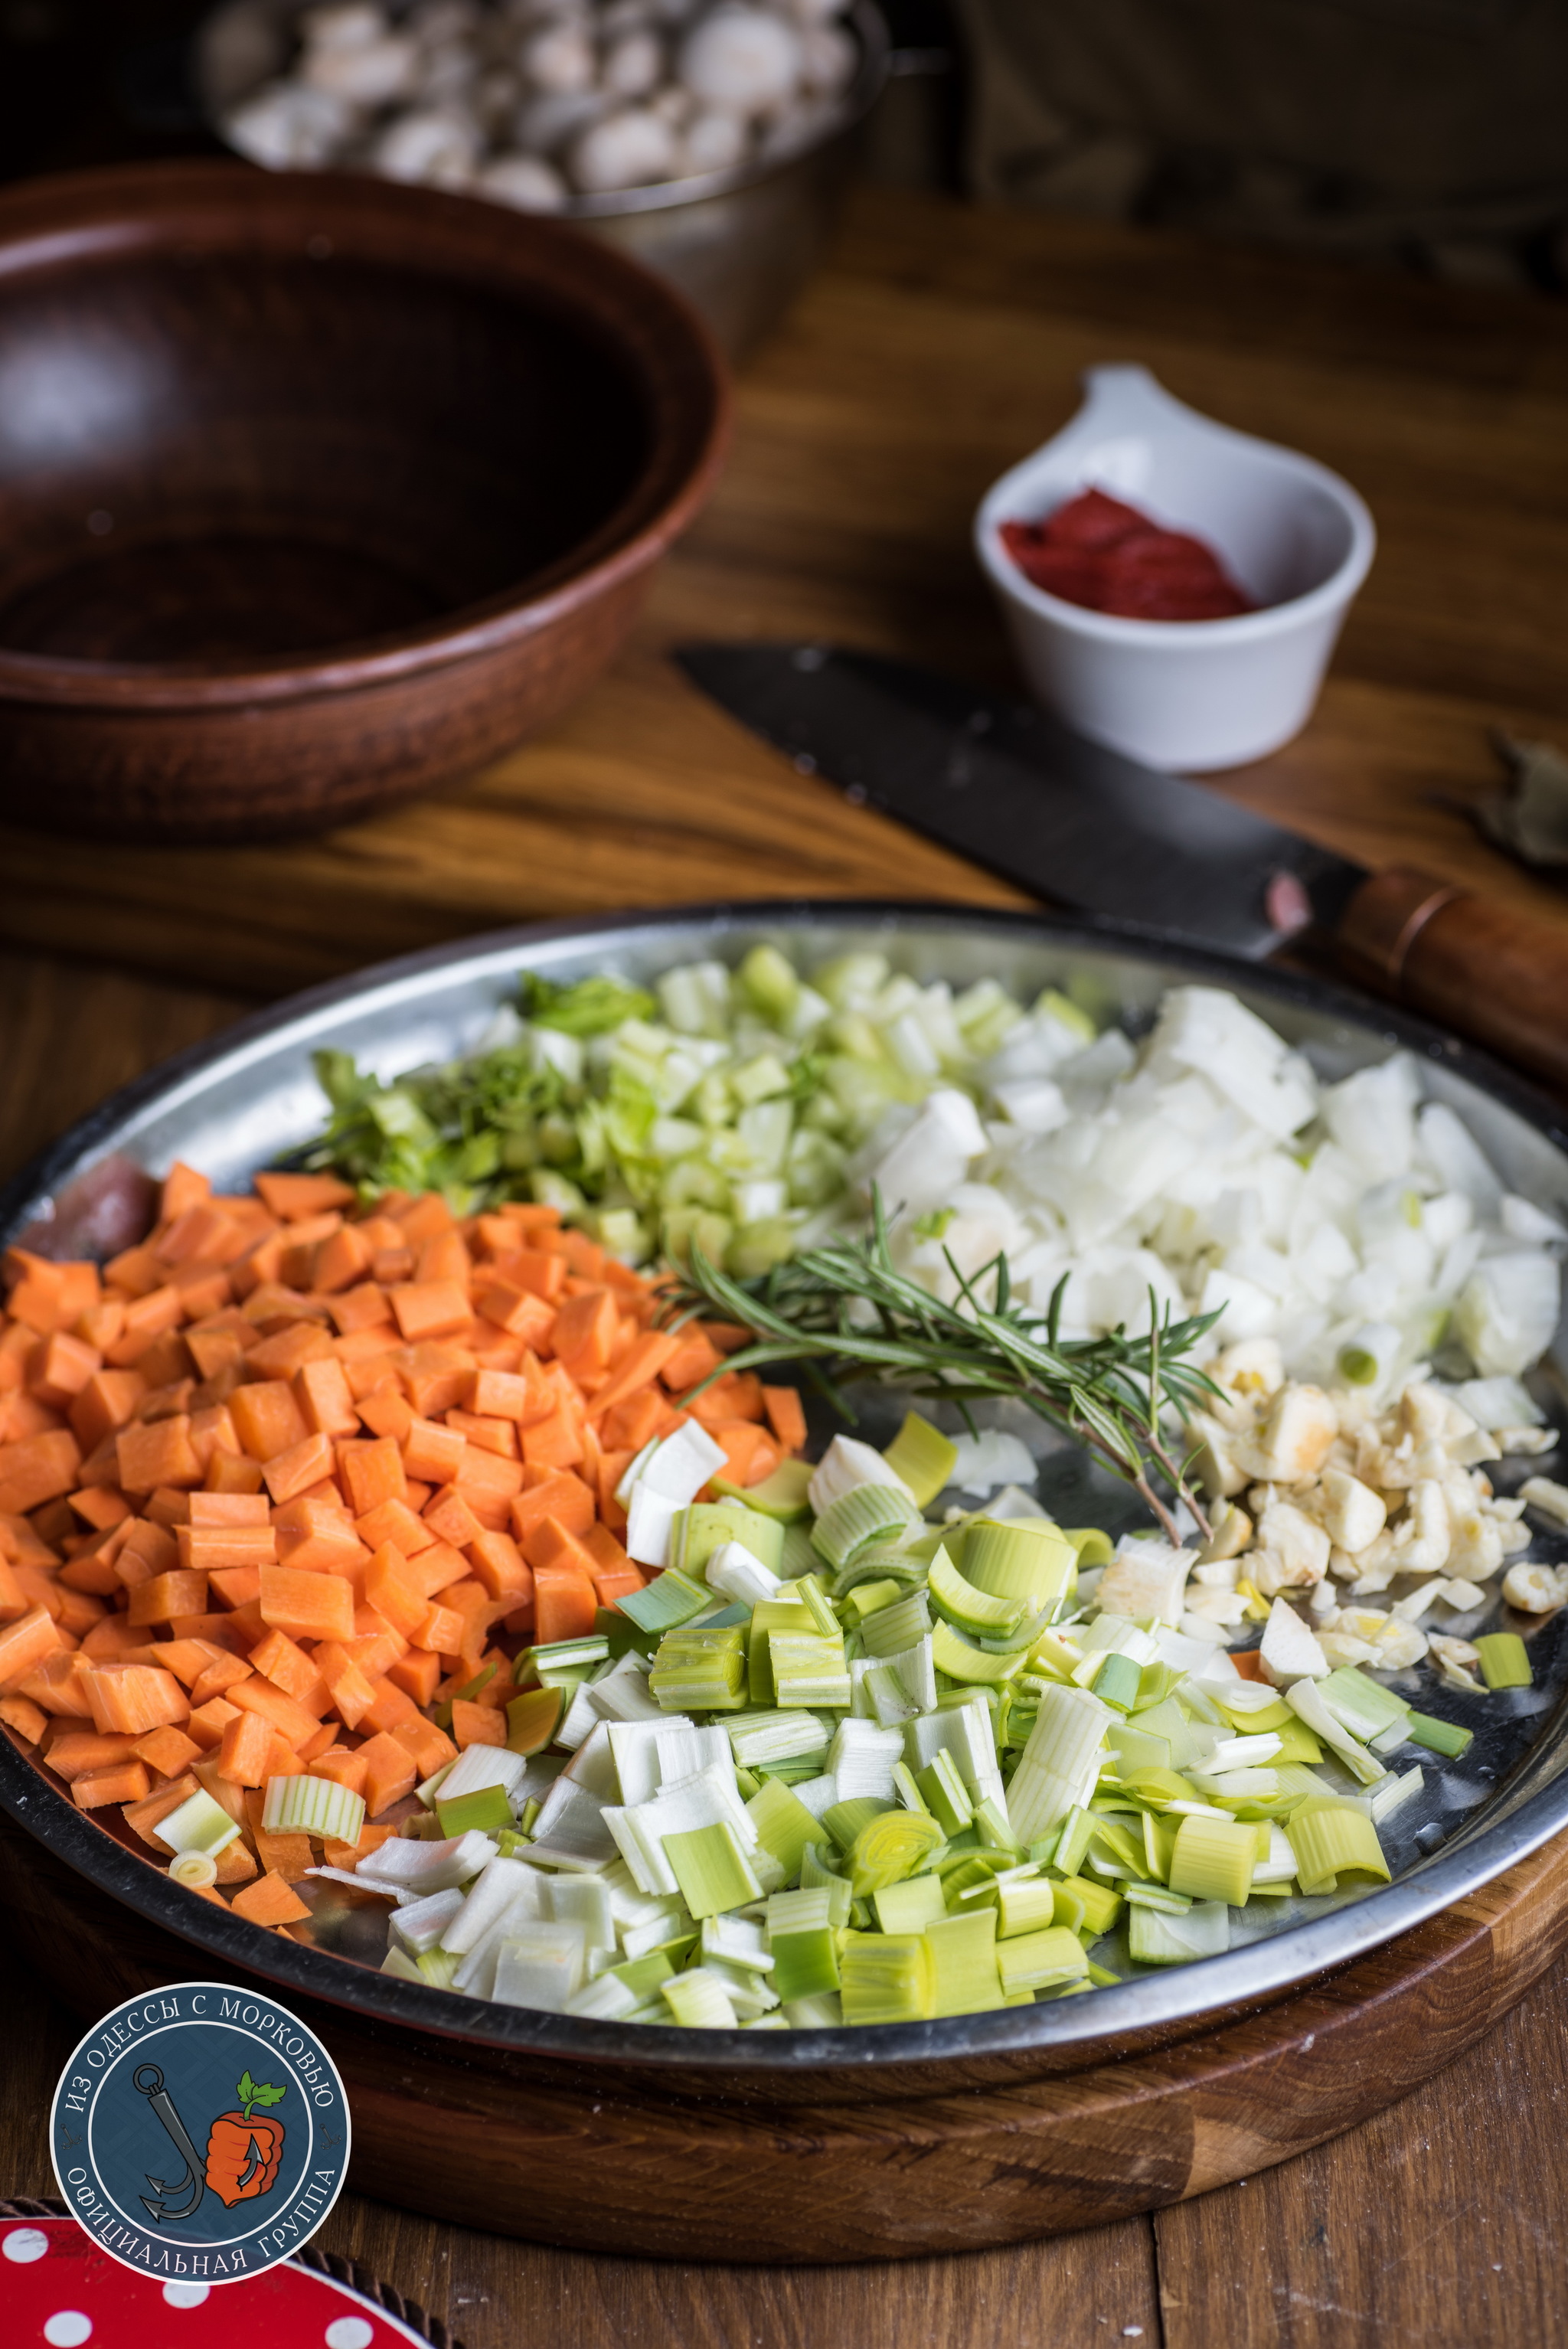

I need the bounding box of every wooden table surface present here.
[5,182,1568,2346]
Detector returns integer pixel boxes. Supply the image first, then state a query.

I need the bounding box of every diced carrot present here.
[762,1384,808,1452]
[0,1692,47,1743]
[69,1367,148,1452]
[46,1729,140,1776]
[388,1281,471,1344]
[67,1485,133,1532]
[189,1648,253,1706]
[587,1329,682,1426]
[1233,1649,1269,1683]
[706,1422,778,1488]
[506,1249,567,1303]
[114,1416,200,1495]
[229,1380,311,1462]
[689,1370,767,1426]
[338,1435,407,1517]
[523,1514,599,1580]
[388,1716,455,1780]
[348,1611,407,1674]
[511,1472,595,1541]
[74,1759,153,1808]
[226,1674,320,1751]
[261,1432,335,1504]
[550,1287,619,1382]
[216,1705,273,1786]
[250,1819,314,1880]
[602,1387,682,1453]
[119,1769,202,1846]
[386,1646,442,1706]
[79,1612,149,1661]
[466,1367,534,1423]
[28,1330,101,1408]
[103,1286,185,1366]
[363,1544,435,1642]
[472,1277,556,1346]
[248,1627,332,1712]
[312,1223,374,1295]
[253,1171,354,1221]
[273,1517,367,1577]
[178,1524,277,1575]
[0,1604,62,1689]
[0,1428,83,1516]
[452,1699,506,1750]
[414,1601,465,1655]
[583,1521,641,1592]
[207,1563,266,1610]
[322,1821,395,1870]
[658,1328,724,1395]
[466,1527,531,1601]
[0,1553,26,1622]
[230,1869,312,1926]
[257,1564,355,1645]
[132,1723,204,1778]
[84,1664,189,1735]
[519,1402,585,1472]
[532,1566,597,1645]
[289,1355,357,1440]
[247,1320,332,1383]
[312,1640,378,1730]
[358,1731,417,1817]
[445,1409,518,1460]
[186,1696,242,1749]
[312,1746,370,1799]
[205,1449,266,1497]
[127,1570,209,1627]
[358,1677,419,1736]
[401,1416,466,1485]
[328,1282,396,1337]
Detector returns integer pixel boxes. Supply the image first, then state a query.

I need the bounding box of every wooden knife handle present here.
[1333,866,1568,1094]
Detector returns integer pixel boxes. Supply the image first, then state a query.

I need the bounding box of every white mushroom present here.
[569,104,679,188]
[1387,1478,1451,1576]
[798,19,854,92]
[1240,1384,1339,1485]
[603,28,665,93]
[301,34,420,103]
[679,4,802,113]
[371,104,482,182]
[522,20,597,91]
[1502,1561,1566,1614]
[224,82,356,167]
[1094,1541,1194,1630]
[299,1,386,51]
[477,152,570,207]
[679,105,748,172]
[1371,1619,1428,1669]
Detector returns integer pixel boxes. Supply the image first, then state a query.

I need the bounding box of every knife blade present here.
[676,643,1364,959]
[676,640,1568,1097]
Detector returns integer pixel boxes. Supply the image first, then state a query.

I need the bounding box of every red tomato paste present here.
[999,488,1256,622]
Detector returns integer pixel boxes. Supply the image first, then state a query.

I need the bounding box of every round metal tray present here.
[4,900,1566,2080]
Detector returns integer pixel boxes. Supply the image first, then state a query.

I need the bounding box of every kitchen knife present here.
[678,642,1568,1096]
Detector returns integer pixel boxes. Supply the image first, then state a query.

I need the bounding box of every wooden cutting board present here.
[2,188,1566,999]
[5,1795,1566,2262]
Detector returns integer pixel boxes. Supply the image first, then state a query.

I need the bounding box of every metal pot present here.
[197,0,892,354]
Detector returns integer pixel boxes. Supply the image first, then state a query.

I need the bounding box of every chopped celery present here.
[1404,1710,1474,1759]
[840,1932,933,2026]
[848,1808,946,1897]
[1286,1799,1390,1896]
[662,1968,740,2028]
[925,1910,1006,2016]
[1316,1667,1412,1745]
[1477,1633,1533,1691]
[964,1519,1077,1611]
[916,1749,974,1836]
[746,1775,822,1879]
[881,1413,959,1508]
[617,1568,713,1635]
[930,1620,1027,1686]
[436,1785,514,1838]
[1128,1901,1230,1966]
[995,1926,1089,1995]
[714,1459,815,1522]
[812,1482,919,1570]
[769,1632,851,1708]
[664,1821,765,1918]
[153,1789,243,1858]
[1168,1814,1256,1907]
[672,1501,786,1578]
[648,1625,749,1710]
[929,1547,1027,1639]
[873,1874,949,1933]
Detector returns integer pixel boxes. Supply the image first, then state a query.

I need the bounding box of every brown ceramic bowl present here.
[0,160,728,841]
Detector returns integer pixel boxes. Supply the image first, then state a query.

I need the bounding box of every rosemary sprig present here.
[662,1191,1222,1544]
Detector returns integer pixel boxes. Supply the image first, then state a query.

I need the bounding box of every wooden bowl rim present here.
[0,159,730,709]
[5,898,1568,2083]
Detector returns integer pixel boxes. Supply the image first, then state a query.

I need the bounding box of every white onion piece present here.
[372,105,482,181]
[224,82,355,167]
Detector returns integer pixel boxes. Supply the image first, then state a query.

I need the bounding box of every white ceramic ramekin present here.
[974,364,1376,771]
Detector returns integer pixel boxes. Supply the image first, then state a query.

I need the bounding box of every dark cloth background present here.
[956,0,1568,273]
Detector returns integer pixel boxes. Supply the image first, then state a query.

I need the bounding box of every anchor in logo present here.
[131,2065,209,2223]
[132,2064,289,2222]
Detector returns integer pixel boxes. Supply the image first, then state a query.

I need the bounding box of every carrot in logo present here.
[203,2072,288,2208]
